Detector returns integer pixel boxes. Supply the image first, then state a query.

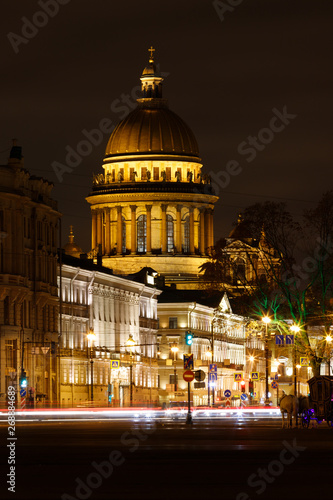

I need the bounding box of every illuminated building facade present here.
[0,143,60,405]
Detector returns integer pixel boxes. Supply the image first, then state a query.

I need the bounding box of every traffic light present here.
[20,371,27,388]
[185,331,193,345]
[241,380,246,393]
[249,380,254,397]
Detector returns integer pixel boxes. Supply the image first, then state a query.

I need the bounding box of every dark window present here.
[153,167,159,181]
[141,167,147,180]
[167,215,174,253]
[169,374,178,385]
[137,215,147,253]
[166,167,171,181]
[234,257,246,284]
[169,317,178,329]
[183,216,190,253]
[122,216,126,253]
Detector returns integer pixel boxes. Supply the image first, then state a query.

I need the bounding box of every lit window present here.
[167,215,174,253]
[137,214,147,253]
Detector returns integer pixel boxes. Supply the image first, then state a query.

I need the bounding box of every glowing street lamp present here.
[87,330,97,403]
[262,316,271,405]
[126,335,136,407]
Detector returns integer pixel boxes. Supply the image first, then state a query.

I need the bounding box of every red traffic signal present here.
[241,380,246,393]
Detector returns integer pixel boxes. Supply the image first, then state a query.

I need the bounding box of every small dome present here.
[63,226,83,258]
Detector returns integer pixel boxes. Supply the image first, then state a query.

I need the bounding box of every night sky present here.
[2,0,332,252]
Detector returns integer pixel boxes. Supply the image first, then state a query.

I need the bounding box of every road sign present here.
[276,335,284,346]
[209,363,217,374]
[208,373,217,382]
[251,372,259,380]
[271,380,278,389]
[300,357,310,366]
[41,347,50,355]
[225,399,231,407]
[183,354,194,370]
[286,335,294,345]
[224,389,232,398]
[234,373,242,382]
[20,388,26,397]
[111,360,120,369]
[194,382,205,388]
[241,393,248,401]
[183,370,195,382]
[194,369,206,382]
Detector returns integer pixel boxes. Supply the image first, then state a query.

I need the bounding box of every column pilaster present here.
[146,205,152,254]
[189,206,195,255]
[161,204,167,254]
[199,208,205,255]
[116,206,123,255]
[130,205,137,254]
[176,205,182,254]
[105,208,111,255]
[91,210,97,250]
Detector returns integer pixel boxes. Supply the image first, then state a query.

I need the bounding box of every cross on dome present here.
[148,46,155,63]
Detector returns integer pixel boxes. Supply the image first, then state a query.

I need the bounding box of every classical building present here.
[156,292,266,406]
[86,48,218,289]
[0,143,60,405]
[58,253,161,407]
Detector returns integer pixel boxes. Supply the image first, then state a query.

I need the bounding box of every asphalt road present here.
[1,417,332,500]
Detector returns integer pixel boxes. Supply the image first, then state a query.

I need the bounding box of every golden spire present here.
[69,225,74,244]
[148,46,155,63]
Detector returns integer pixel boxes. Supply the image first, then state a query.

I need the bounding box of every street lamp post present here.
[290,324,300,426]
[206,348,212,406]
[126,335,136,407]
[171,345,179,392]
[87,330,97,404]
[262,316,271,405]
[326,334,332,375]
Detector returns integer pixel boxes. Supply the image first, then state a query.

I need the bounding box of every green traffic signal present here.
[185,331,193,345]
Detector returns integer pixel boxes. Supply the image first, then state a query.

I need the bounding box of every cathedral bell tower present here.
[86,48,218,289]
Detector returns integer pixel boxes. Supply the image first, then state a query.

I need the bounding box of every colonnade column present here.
[116,206,123,255]
[199,208,205,255]
[161,204,167,254]
[91,210,97,250]
[189,207,195,255]
[146,205,152,254]
[105,208,111,255]
[96,210,102,252]
[130,205,137,254]
[209,209,214,249]
[204,209,210,255]
[176,205,182,254]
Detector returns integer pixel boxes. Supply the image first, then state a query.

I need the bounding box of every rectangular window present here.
[169,374,178,385]
[166,167,171,181]
[169,317,178,329]
[111,169,115,182]
[141,167,147,180]
[153,167,159,181]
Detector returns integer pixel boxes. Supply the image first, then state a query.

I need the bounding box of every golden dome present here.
[63,226,83,258]
[105,103,200,161]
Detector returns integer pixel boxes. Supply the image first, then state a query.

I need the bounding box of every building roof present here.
[104,49,200,163]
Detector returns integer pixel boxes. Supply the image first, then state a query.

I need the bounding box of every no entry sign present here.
[183,370,195,382]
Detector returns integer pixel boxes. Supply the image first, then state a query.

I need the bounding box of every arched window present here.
[183,216,190,253]
[167,215,174,253]
[234,257,246,284]
[122,216,126,253]
[137,214,147,253]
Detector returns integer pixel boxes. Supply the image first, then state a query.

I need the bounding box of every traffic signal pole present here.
[186,381,192,424]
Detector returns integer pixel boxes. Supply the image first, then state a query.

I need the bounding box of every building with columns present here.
[86,48,218,288]
[58,253,161,407]
[0,143,60,405]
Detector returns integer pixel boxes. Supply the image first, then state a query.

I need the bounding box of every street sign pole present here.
[186,382,192,424]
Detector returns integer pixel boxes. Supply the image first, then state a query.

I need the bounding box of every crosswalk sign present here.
[251,372,259,381]
[234,373,242,382]
[300,357,310,367]
[111,360,120,369]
